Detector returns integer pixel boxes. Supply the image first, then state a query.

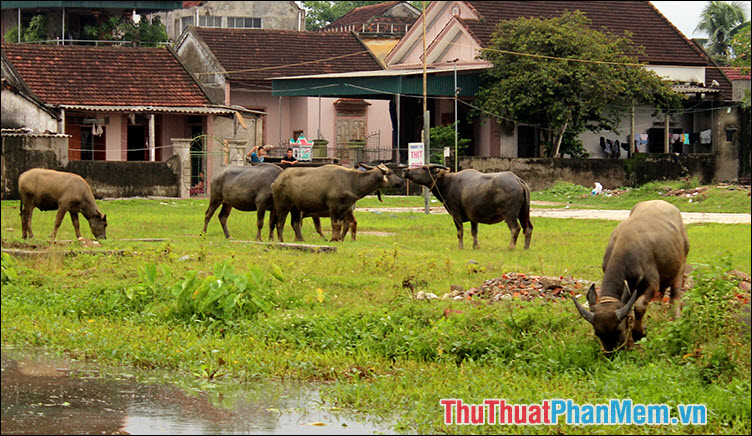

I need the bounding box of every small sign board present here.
[409,142,425,168]
[290,134,314,161]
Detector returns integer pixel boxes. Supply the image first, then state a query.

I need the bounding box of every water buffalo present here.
[273,164,403,242]
[402,164,533,250]
[573,200,689,353]
[202,163,282,240]
[18,168,107,240]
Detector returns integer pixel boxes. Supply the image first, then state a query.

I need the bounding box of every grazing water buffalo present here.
[203,164,282,240]
[18,168,107,240]
[402,165,533,250]
[273,164,403,242]
[573,200,689,353]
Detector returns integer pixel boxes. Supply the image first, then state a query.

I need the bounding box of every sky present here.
[650,1,751,40]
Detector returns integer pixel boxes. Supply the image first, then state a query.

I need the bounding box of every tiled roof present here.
[326,2,401,29]
[1,43,210,107]
[192,28,383,86]
[183,1,203,7]
[721,67,751,81]
[464,1,709,66]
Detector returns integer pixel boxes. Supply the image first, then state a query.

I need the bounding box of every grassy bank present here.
[1,190,750,434]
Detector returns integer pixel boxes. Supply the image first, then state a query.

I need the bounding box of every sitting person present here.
[246,145,266,164]
[280,148,298,165]
[190,171,205,195]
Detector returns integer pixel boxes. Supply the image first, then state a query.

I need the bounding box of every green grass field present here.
[1,184,750,434]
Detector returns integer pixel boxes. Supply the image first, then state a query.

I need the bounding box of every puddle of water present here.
[1,347,399,435]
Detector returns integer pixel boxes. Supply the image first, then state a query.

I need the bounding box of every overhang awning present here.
[57,105,267,116]
[271,66,484,99]
[671,84,722,94]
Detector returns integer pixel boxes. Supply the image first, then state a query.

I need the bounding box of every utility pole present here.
[422,1,430,214]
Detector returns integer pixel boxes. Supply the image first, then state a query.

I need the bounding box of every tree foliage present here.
[429,122,471,164]
[83,15,168,46]
[3,14,48,43]
[695,1,748,65]
[474,11,682,157]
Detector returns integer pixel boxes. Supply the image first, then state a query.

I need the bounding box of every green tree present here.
[474,11,682,158]
[429,122,471,164]
[83,15,168,46]
[3,14,48,43]
[695,1,748,65]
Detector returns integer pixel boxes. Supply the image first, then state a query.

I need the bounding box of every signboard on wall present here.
[290,134,313,161]
[408,142,424,168]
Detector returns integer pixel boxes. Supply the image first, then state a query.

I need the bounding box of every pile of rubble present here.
[658,186,708,198]
[414,272,592,303]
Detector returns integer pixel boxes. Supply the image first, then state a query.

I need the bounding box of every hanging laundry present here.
[682,134,689,145]
[700,129,711,144]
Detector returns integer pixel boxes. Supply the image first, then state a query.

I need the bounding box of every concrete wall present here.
[1,90,59,133]
[458,155,716,191]
[1,133,67,199]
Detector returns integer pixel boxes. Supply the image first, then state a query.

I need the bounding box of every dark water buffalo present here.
[573,200,689,353]
[273,164,403,242]
[18,168,107,240]
[203,164,282,240]
[402,164,533,250]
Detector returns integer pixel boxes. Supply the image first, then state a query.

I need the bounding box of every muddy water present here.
[1,347,398,435]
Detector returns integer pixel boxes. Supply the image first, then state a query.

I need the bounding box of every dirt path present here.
[355,205,751,224]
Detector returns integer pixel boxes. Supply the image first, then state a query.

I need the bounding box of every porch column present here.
[226,139,248,166]
[629,104,635,157]
[664,114,669,154]
[149,114,156,161]
[172,138,192,199]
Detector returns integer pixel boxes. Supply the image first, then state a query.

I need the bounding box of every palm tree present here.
[695,1,749,64]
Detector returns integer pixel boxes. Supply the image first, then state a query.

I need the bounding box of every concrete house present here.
[1,42,263,197]
[173,26,390,166]
[274,1,746,182]
[149,0,305,41]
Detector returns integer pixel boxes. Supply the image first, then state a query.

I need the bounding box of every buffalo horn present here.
[427,164,448,170]
[572,296,595,324]
[615,281,639,321]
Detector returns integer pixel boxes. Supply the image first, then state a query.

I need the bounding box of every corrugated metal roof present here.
[1,128,69,137]
[0,2,182,11]
[671,84,721,94]
[58,105,266,116]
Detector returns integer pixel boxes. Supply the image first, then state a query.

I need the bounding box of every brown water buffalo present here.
[402,164,533,250]
[273,164,403,242]
[18,168,107,240]
[573,200,689,353]
[203,163,283,240]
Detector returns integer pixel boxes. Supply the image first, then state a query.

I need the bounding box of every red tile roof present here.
[192,28,383,86]
[464,1,709,66]
[1,43,210,107]
[721,67,751,81]
[326,2,402,29]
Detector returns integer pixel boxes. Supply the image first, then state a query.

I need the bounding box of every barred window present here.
[227,17,261,28]
[199,15,222,27]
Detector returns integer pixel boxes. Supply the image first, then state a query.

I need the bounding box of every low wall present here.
[65,157,180,199]
[1,134,67,200]
[459,155,717,191]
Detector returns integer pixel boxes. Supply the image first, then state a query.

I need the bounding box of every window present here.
[181,16,194,32]
[227,17,261,29]
[199,15,221,27]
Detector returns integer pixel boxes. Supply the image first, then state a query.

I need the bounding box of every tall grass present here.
[1,194,750,434]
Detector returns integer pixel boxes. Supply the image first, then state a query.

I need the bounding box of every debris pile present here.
[658,186,708,198]
[428,273,592,303]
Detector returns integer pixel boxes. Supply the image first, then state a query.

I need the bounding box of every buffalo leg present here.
[69,211,82,239]
[267,208,276,241]
[470,221,480,249]
[255,209,265,241]
[275,208,289,242]
[50,208,67,240]
[454,219,464,249]
[20,201,34,239]
[330,218,344,242]
[217,204,233,239]
[520,217,533,250]
[202,200,222,234]
[311,217,326,239]
[346,212,357,241]
[632,282,656,342]
[669,268,685,319]
[291,209,304,242]
[505,216,521,250]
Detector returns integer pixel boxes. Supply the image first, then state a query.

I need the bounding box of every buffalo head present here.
[375,163,404,188]
[89,211,107,240]
[402,164,450,187]
[572,281,639,353]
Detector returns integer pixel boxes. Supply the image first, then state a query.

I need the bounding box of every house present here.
[149,1,305,41]
[1,42,264,197]
[1,1,182,43]
[173,26,390,165]
[721,67,751,103]
[273,1,745,182]
[321,1,421,63]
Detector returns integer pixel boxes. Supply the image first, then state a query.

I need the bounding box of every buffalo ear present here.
[586,283,597,311]
[619,280,631,303]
